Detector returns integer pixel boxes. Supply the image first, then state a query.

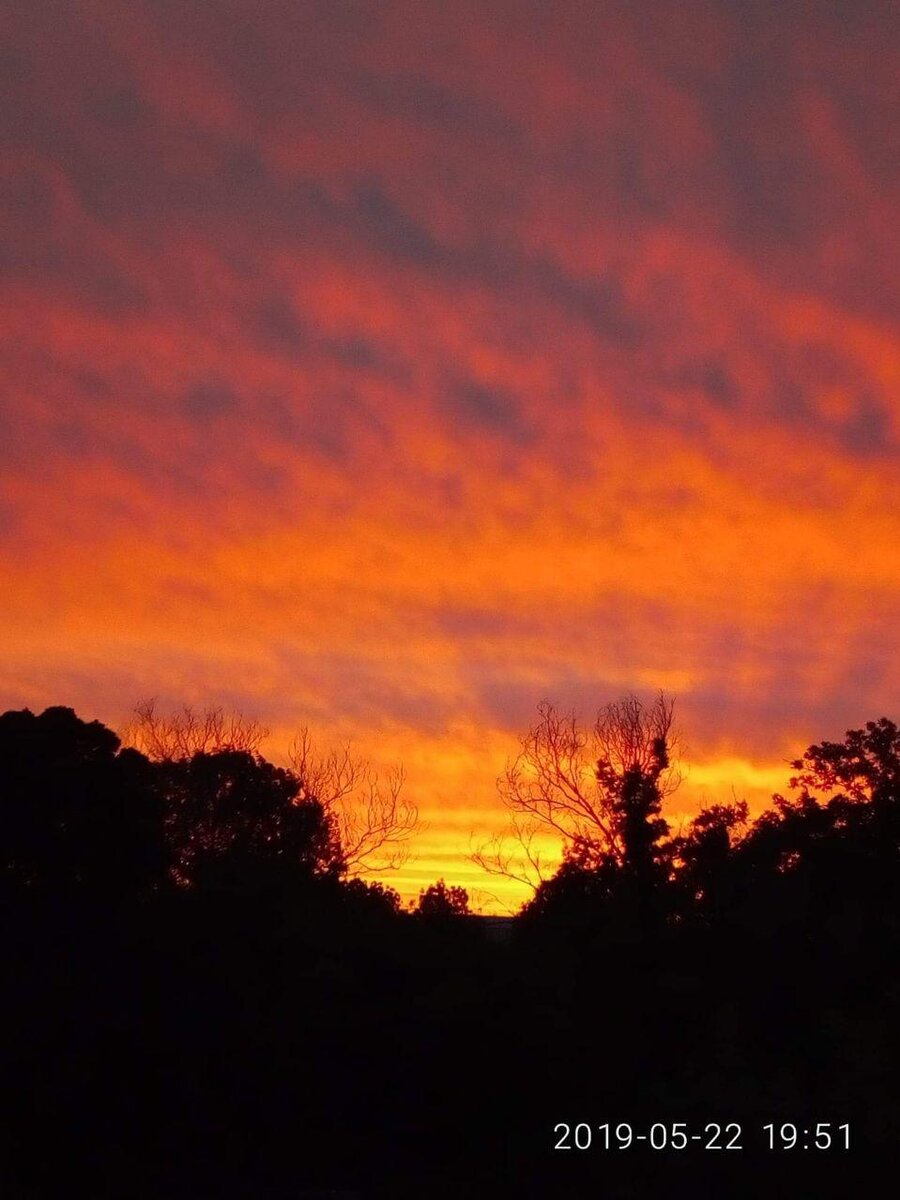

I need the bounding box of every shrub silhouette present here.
[415,878,471,918]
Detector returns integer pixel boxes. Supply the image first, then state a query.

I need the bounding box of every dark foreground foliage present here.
[1,706,898,1198]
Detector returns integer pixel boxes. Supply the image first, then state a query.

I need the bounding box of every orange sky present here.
[1,0,898,910]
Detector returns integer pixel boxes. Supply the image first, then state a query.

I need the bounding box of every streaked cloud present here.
[1,0,898,908]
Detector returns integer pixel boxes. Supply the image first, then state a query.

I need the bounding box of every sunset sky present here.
[2,0,898,909]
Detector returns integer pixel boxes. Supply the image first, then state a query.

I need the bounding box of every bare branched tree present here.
[471,692,680,893]
[594,693,681,799]
[469,812,556,892]
[125,701,417,878]
[288,728,418,876]
[123,699,268,761]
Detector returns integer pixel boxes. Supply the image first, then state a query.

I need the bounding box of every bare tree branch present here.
[470,692,681,895]
[123,699,268,761]
[288,728,418,876]
[594,692,681,798]
[470,810,561,893]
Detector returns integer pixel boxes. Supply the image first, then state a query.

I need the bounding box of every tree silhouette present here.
[126,701,418,882]
[474,693,679,897]
[0,706,164,897]
[158,749,343,891]
[289,728,417,876]
[670,800,749,921]
[743,719,900,875]
[341,875,403,915]
[789,717,900,807]
[124,699,268,760]
[415,878,471,919]
[659,720,900,939]
[520,838,622,928]
[2,702,899,1196]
